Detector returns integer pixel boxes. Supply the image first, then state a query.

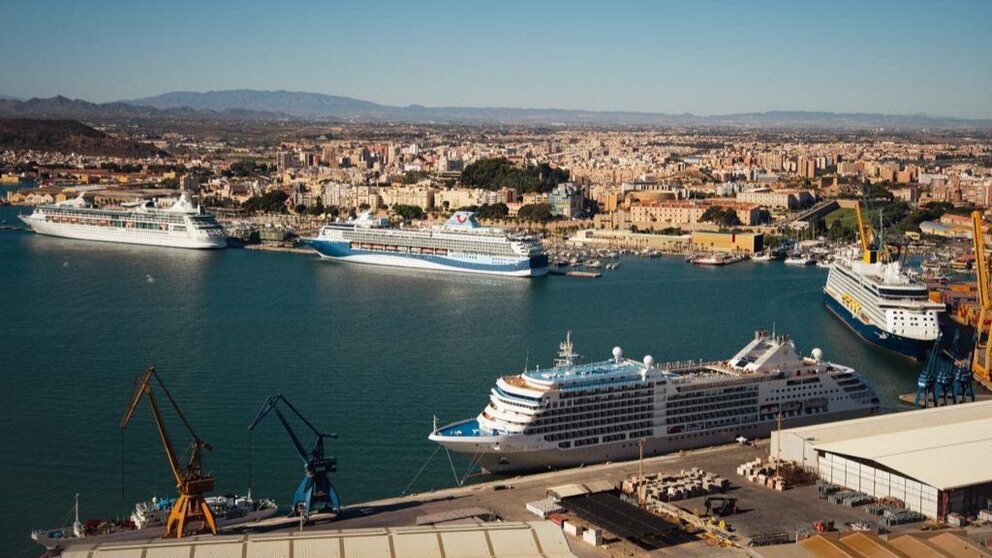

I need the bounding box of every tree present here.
[700,206,741,228]
[476,203,509,220]
[460,158,570,194]
[244,190,289,213]
[393,204,425,220]
[517,203,554,222]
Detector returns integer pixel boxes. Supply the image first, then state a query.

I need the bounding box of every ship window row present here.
[44,209,189,224]
[542,420,653,442]
[538,398,653,415]
[669,385,759,398]
[558,388,653,404]
[667,398,758,416]
[345,232,516,254]
[668,406,754,424]
[531,406,654,428]
[530,411,655,435]
[667,392,758,409]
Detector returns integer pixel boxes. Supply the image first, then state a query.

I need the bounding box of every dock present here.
[244,244,314,255]
[897,392,992,407]
[566,270,601,279]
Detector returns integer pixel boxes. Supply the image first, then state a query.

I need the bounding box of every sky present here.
[1,0,991,118]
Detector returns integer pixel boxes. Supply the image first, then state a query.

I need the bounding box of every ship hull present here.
[823,292,931,361]
[21,217,227,250]
[433,409,875,474]
[306,239,548,278]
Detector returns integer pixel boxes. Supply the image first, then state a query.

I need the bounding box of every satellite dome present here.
[643,355,655,367]
[811,348,823,362]
[612,346,623,361]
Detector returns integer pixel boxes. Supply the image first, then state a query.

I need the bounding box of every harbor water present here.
[0,202,919,555]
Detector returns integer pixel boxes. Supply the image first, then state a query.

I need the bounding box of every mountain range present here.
[0,118,165,158]
[1,89,989,129]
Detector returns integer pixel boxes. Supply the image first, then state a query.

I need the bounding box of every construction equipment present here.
[853,201,889,264]
[704,496,737,517]
[120,367,216,538]
[914,332,942,408]
[971,211,992,387]
[248,395,340,519]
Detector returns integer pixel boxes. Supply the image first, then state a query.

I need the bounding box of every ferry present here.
[430,330,879,474]
[305,211,548,277]
[32,492,277,551]
[20,193,227,249]
[824,246,944,361]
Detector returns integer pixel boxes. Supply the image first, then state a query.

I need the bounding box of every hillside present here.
[0,118,165,157]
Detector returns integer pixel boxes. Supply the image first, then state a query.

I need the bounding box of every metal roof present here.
[752,531,992,558]
[780,401,992,491]
[60,521,576,558]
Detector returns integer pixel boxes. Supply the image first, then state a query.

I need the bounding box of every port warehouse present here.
[772,400,992,519]
[568,229,764,254]
[753,531,992,558]
[59,521,576,558]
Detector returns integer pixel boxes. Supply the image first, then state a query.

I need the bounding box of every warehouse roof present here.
[61,521,576,558]
[814,417,992,490]
[778,401,992,491]
[753,531,991,558]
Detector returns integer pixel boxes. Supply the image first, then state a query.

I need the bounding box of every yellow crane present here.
[120,367,217,538]
[971,212,992,385]
[853,201,890,264]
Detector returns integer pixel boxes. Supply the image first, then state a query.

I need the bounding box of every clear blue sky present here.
[2,0,991,118]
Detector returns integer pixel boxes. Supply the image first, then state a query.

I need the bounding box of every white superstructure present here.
[823,246,943,360]
[430,330,879,473]
[20,193,227,249]
[305,211,548,277]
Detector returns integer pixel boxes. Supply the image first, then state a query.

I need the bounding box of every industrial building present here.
[691,231,764,254]
[772,401,992,519]
[60,521,576,558]
[754,531,992,558]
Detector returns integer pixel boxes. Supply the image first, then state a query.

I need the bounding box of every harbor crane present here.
[120,367,217,538]
[970,211,992,388]
[248,395,340,519]
[853,200,890,264]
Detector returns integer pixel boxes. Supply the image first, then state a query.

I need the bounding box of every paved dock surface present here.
[228,441,917,556]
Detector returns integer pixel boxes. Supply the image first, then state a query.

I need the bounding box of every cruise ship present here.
[823,246,944,361]
[305,211,548,277]
[430,331,879,474]
[20,193,227,249]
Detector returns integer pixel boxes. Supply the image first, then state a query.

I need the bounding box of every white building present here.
[772,401,992,519]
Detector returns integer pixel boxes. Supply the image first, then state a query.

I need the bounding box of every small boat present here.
[784,253,815,266]
[32,492,278,551]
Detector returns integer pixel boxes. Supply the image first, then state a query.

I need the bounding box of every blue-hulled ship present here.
[822,206,944,361]
[304,211,548,277]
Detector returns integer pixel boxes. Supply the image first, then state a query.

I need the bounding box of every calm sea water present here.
[0,201,919,555]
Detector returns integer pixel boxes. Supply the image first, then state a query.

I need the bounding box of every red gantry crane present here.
[120,367,217,538]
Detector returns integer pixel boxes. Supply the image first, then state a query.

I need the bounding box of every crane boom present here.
[854,201,871,254]
[248,394,340,518]
[973,211,989,308]
[120,367,217,538]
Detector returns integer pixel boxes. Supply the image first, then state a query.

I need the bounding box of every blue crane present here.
[915,332,942,408]
[248,395,340,518]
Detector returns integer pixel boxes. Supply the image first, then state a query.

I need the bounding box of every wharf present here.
[567,271,601,279]
[897,392,992,407]
[218,441,921,556]
[0,224,27,232]
[244,244,314,255]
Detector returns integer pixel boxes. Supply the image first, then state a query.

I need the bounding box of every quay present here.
[243,243,315,255]
[55,441,949,558]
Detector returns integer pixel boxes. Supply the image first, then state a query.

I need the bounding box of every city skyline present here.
[2,0,991,118]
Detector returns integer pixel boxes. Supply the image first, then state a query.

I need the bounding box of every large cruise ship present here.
[305,211,548,277]
[20,193,227,249]
[823,247,944,361]
[430,331,879,474]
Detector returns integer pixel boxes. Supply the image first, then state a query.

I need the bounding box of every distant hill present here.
[123,89,992,128]
[129,89,382,118]
[0,95,298,122]
[0,118,166,157]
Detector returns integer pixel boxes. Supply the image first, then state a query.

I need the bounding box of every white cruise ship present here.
[823,246,944,361]
[304,211,548,277]
[20,193,227,249]
[430,331,879,474]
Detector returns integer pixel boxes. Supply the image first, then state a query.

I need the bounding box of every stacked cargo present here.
[737,457,790,491]
[621,468,730,504]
